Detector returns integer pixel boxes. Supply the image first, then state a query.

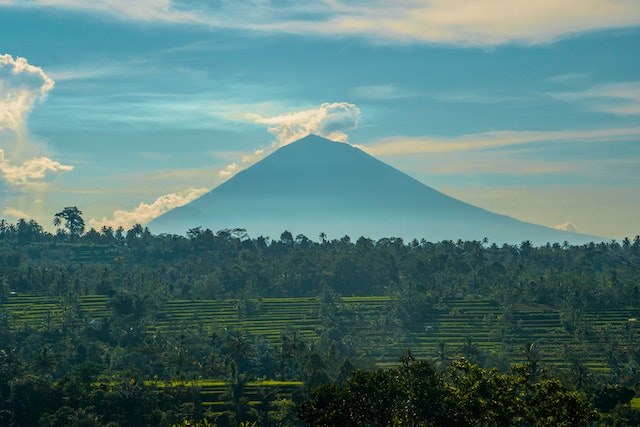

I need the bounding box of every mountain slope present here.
[149,135,602,244]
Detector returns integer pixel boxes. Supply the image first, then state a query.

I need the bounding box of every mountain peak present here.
[286,134,348,149]
[295,134,337,143]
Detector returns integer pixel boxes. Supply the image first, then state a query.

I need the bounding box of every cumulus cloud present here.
[218,162,238,178]
[2,0,639,45]
[0,54,73,189]
[89,187,208,229]
[250,102,361,146]
[555,221,579,233]
[0,148,73,186]
[0,53,54,132]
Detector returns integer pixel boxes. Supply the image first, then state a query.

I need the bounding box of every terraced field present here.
[148,379,303,408]
[3,293,638,372]
[4,292,640,414]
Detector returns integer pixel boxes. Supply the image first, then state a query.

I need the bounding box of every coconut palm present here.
[53,206,85,238]
[32,346,56,377]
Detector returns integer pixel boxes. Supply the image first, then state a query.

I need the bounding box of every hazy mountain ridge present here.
[149,134,603,245]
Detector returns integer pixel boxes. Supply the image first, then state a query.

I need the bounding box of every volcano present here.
[149,134,601,244]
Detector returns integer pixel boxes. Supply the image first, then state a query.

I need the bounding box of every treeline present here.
[2,216,640,310]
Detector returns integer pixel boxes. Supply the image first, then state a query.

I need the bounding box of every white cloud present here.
[0,148,74,186]
[0,53,54,132]
[6,0,638,45]
[555,221,579,232]
[218,162,238,178]
[550,81,640,115]
[89,187,208,229]
[358,127,640,156]
[250,102,361,146]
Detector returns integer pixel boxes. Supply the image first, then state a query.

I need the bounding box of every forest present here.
[1,209,640,426]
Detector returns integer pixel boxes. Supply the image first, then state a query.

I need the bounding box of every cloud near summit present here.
[215,102,360,182]
[249,102,361,146]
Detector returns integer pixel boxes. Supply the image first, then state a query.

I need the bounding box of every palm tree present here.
[32,346,56,377]
[0,347,24,378]
[458,337,481,364]
[226,329,253,373]
[521,342,539,381]
[436,340,449,368]
[53,206,85,238]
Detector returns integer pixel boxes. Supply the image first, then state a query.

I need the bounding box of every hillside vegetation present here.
[1,216,640,426]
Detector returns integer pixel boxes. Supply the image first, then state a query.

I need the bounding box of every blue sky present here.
[0,0,639,239]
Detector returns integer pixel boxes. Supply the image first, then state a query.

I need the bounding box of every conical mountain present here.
[149,134,601,244]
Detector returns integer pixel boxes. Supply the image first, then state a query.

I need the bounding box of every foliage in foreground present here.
[297,354,598,427]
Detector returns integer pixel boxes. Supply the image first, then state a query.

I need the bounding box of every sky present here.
[0,0,639,240]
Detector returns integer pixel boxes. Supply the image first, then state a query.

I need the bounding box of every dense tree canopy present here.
[298,354,598,427]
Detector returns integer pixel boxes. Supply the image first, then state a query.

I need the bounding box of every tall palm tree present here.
[53,206,85,238]
[32,346,56,377]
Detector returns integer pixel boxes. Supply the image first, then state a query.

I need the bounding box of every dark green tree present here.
[53,207,85,238]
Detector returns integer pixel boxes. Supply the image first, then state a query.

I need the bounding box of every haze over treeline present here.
[2,214,639,303]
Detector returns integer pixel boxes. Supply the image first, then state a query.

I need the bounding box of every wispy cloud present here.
[358,127,640,156]
[1,206,31,221]
[3,0,639,45]
[433,91,530,105]
[441,184,637,239]
[89,187,208,229]
[350,85,412,100]
[420,156,579,176]
[545,73,591,84]
[34,0,200,24]
[550,81,640,115]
